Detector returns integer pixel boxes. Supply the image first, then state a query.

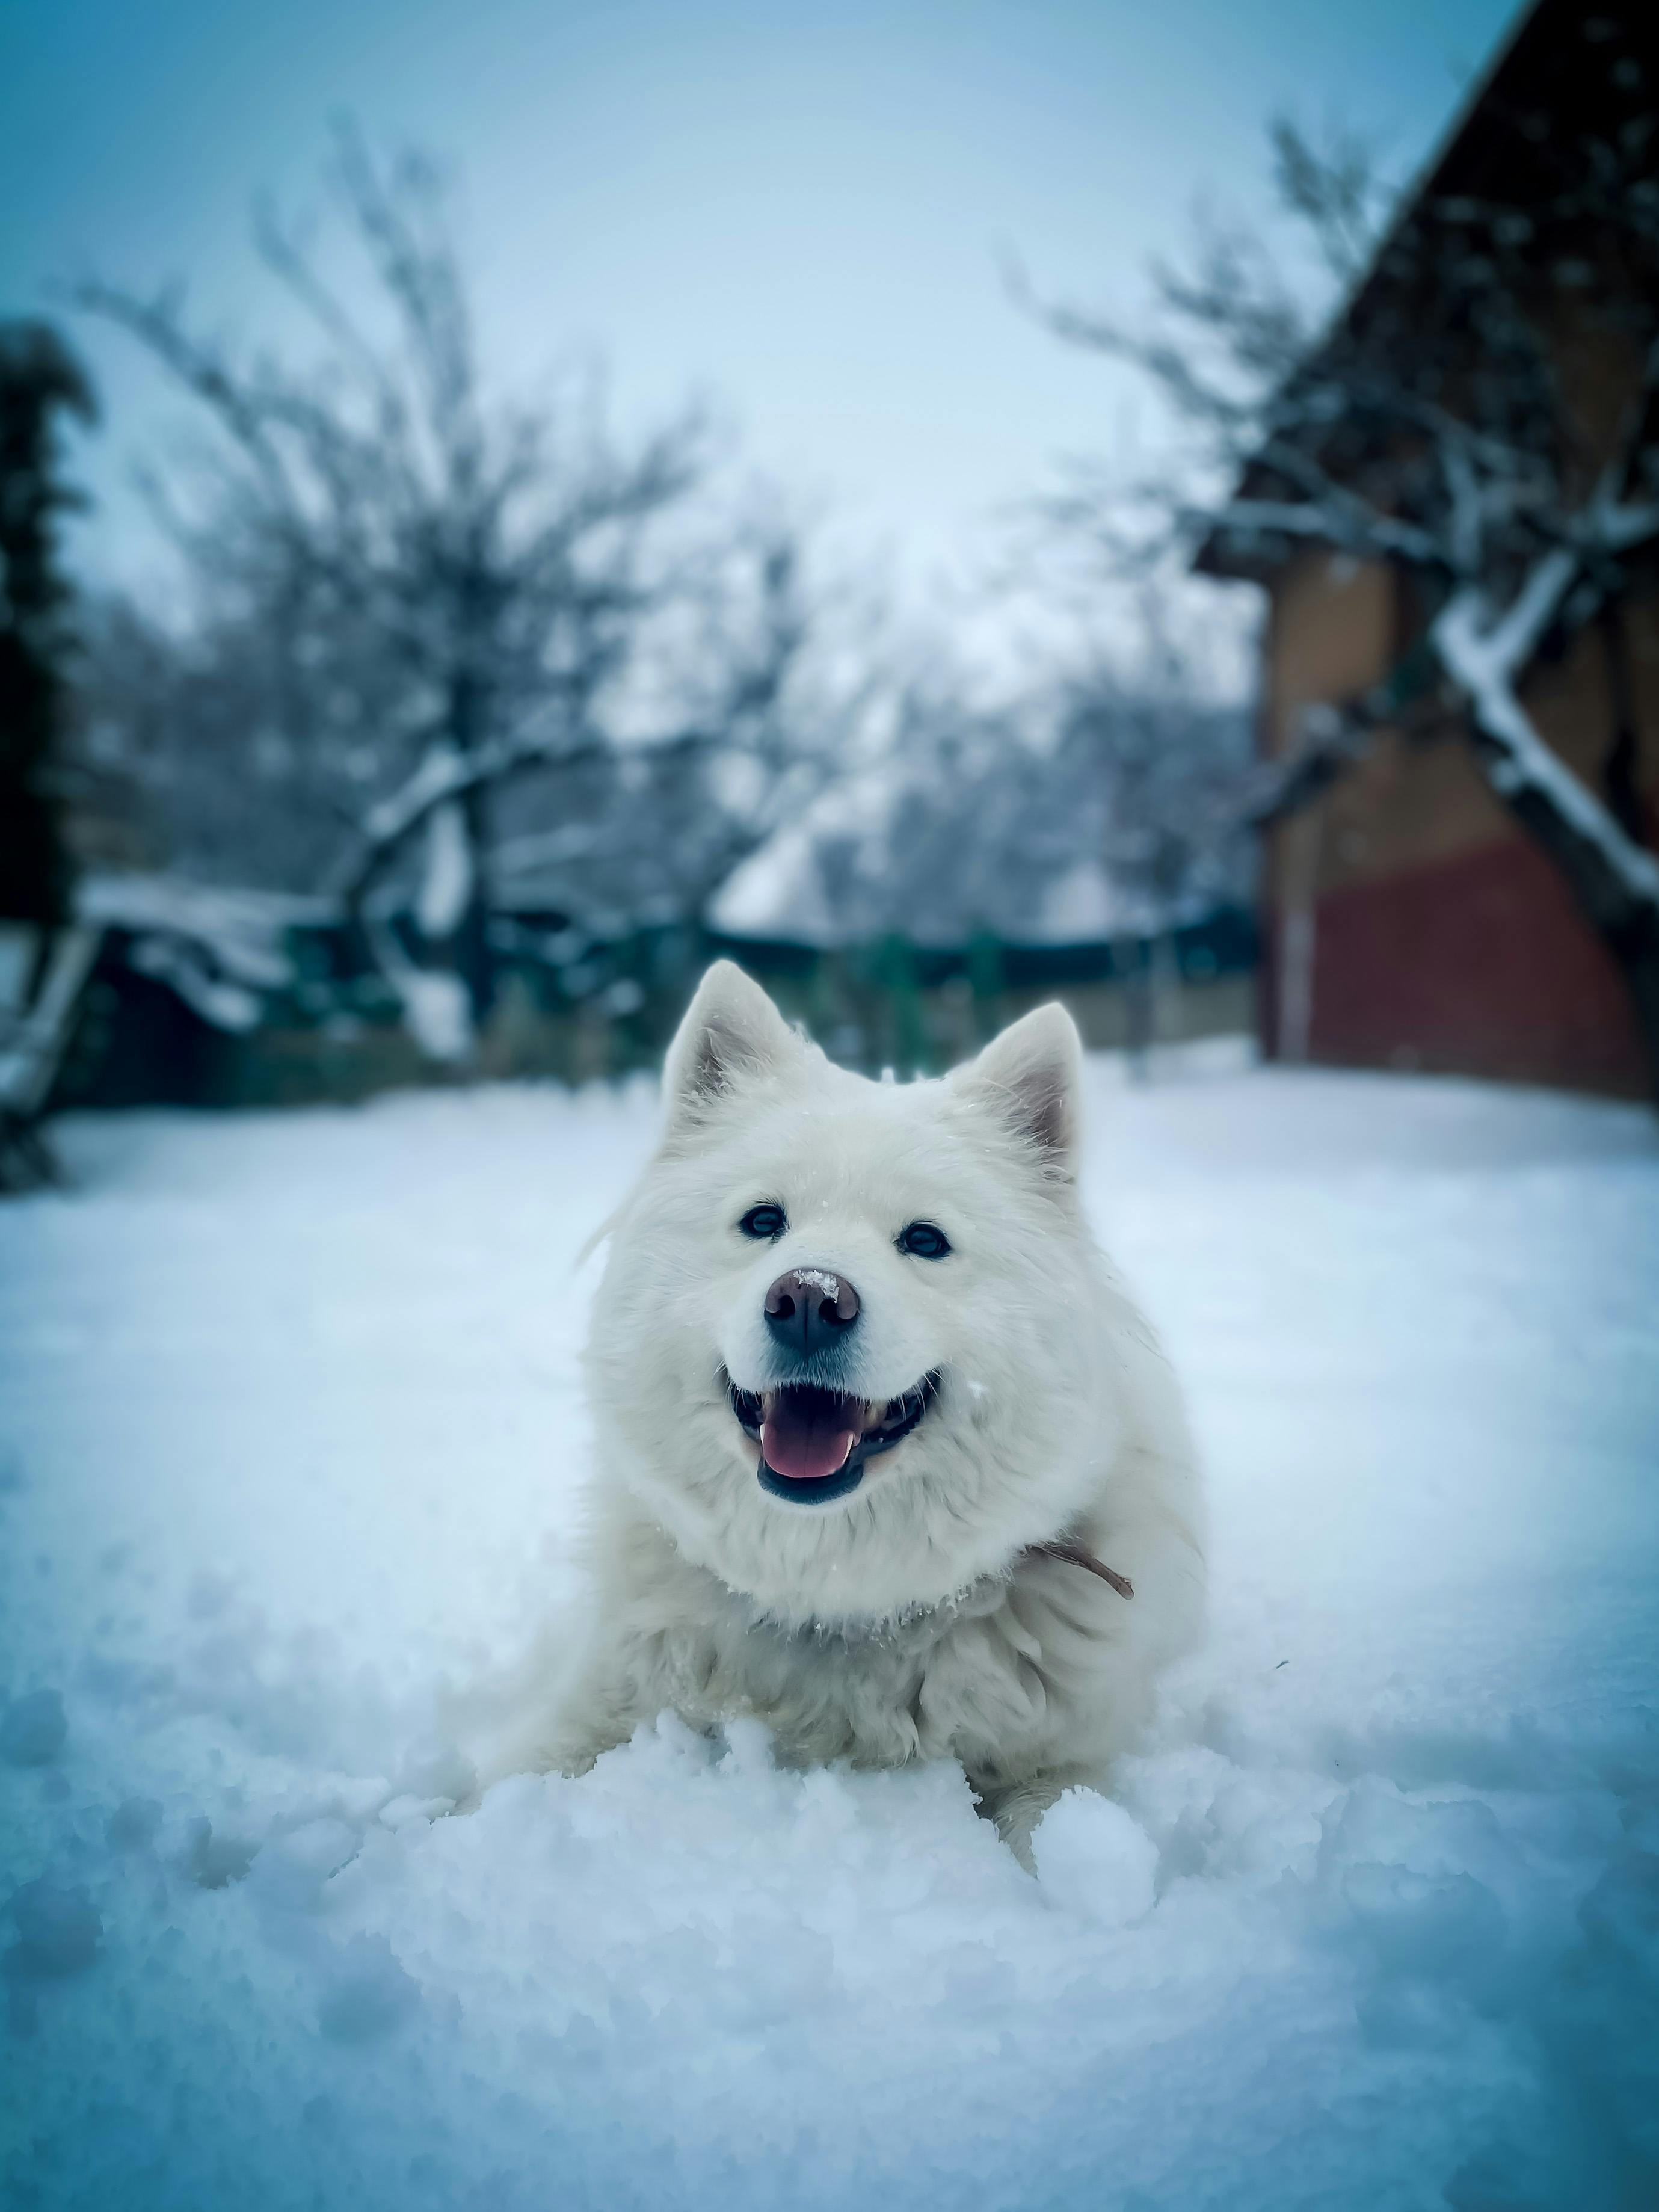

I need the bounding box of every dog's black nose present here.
[764,1268,860,1360]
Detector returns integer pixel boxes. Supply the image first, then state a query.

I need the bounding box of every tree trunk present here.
[1599,602,1645,845]
[0,325,88,932]
[1274,804,1323,1067]
[442,667,495,1032]
[1120,935,1154,1079]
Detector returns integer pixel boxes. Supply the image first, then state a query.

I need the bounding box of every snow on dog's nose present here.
[763,1268,860,1362]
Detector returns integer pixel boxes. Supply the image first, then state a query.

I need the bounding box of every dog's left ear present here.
[661,960,806,1145]
[949,1002,1082,1175]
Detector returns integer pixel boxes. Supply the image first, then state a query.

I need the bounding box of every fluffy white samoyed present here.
[485,961,1204,1859]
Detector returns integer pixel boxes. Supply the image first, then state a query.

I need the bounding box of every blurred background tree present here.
[1031,13,1659,1091]
[0,321,96,932]
[77,125,823,1062]
[68,121,1249,1092]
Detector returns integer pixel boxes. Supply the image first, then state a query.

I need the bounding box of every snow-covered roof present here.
[78,872,339,947]
[75,872,332,1032]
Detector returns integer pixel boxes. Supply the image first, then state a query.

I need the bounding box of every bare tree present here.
[1056,624,1252,930]
[1029,17,1659,1093]
[707,615,1247,975]
[1053,624,1254,1062]
[79,125,807,1060]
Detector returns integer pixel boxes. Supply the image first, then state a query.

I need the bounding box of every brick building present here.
[1203,0,1659,1097]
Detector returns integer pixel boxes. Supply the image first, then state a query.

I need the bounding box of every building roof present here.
[1196,0,1654,582]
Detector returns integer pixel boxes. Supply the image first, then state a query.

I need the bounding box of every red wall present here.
[1264,836,1652,1097]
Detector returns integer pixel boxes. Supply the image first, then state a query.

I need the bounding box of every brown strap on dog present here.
[1020,1540,1134,1600]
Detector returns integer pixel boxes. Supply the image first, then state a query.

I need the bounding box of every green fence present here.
[60,907,1258,1108]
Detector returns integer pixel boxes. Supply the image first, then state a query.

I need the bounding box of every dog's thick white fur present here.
[484,962,1204,1858]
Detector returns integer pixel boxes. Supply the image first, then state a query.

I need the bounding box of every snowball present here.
[1033,1788,1160,1925]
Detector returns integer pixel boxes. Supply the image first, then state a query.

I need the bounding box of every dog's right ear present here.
[661,961,804,1145]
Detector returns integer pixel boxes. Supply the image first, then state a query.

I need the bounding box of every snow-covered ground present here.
[3,1059,1657,2211]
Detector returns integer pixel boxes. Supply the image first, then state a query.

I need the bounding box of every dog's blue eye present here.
[897,1221,950,1260]
[739,1204,787,1240]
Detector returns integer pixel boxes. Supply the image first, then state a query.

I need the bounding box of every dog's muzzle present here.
[726,1374,940,1505]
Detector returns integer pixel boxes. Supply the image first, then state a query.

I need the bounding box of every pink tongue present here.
[761,1402,860,1483]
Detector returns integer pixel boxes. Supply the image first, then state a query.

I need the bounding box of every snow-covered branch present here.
[1193,493,1442,571]
[1434,575,1659,917]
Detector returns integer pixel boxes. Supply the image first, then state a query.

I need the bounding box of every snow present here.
[414,799,475,942]
[360,741,470,853]
[394,969,474,1064]
[3,1064,1658,2209]
[76,874,337,964]
[125,933,265,1034]
[362,919,476,1065]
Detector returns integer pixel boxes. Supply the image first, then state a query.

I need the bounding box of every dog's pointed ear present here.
[662,961,805,1143]
[949,1002,1082,1174]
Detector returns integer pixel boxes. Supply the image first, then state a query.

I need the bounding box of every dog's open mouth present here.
[726,1373,940,1505]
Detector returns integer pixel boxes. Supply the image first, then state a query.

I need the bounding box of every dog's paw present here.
[972,1775,1067,1872]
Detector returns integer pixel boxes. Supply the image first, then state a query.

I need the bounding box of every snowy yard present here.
[2,1058,1657,2211]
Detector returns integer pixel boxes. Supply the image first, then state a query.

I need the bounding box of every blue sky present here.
[2,0,1521,654]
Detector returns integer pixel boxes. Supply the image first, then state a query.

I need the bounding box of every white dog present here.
[485,961,1204,1859]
